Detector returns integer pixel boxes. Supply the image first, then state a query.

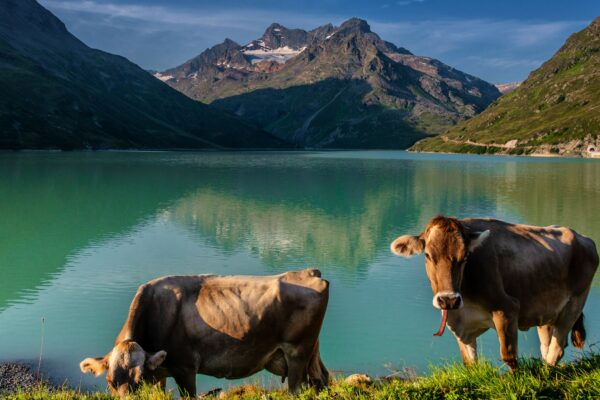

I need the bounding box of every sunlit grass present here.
[5,353,600,399]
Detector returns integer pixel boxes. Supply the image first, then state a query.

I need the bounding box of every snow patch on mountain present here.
[154,72,174,82]
[243,46,306,64]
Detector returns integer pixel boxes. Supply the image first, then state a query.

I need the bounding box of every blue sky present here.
[40,0,600,83]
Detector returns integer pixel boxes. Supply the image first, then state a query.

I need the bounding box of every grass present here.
[5,353,600,400]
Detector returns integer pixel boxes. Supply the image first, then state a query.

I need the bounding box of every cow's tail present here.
[571,313,586,349]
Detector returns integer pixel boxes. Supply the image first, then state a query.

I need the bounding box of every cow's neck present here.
[114,287,151,348]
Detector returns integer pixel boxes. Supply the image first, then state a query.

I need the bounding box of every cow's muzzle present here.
[433,292,463,310]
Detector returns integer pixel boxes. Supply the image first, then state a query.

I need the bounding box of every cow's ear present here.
[468,230,490,253]
[80,357,108,376]
[391,235,425,257]
[145,350,167,370]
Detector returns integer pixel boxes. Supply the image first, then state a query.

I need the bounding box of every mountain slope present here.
[411,17,600,156]
[159,18,501,149]
[0,0,286,150]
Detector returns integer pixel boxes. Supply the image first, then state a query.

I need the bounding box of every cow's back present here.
[185,269,327,340]
[464,219,597,284]
[462,219,598,327]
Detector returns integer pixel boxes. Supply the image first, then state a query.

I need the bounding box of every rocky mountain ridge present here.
[0,0,285,150]
[159,18,501,149]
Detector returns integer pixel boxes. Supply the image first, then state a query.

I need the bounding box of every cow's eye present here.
[425,253,431,260]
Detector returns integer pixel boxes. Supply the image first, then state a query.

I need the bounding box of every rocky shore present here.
[0,363,44,394]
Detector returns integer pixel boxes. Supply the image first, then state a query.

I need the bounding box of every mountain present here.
[411,17,600,157]
[242,22,334,54]
[495,82,520,94]
[0,0,286,150]
[158,18,501,149]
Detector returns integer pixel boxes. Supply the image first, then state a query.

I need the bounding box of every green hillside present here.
[0,0,286,150]
[411,17,600,157]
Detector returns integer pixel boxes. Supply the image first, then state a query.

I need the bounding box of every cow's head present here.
[390,216,489,310]
[80,340,166,396]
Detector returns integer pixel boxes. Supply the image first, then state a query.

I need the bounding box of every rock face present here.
[345,373,373,386]
[159,18,501,149]
[412,17,600,157]
[0,0,286,150]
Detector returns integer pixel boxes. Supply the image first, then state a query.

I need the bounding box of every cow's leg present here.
[307,342,328,390]
[447,306,489,367]
[492,306,519,371]
[307,355,328,390]
[171,370,196,398]
[546,325,570,366]
[319,358,329,387]
[286,357,308,394]
[284,352,309,394]
[265,349,288,382]
[157,377,167,392]
[546,298,586,366]
[455,337,478,365]
[537,325,552,362]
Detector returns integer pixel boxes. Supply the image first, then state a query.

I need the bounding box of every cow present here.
[390,216,598,370]
[80,269,329,397]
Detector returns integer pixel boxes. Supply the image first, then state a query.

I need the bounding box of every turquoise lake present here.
[0,151,599,392]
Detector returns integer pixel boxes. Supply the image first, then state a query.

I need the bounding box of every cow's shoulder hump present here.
[280,268,329,293]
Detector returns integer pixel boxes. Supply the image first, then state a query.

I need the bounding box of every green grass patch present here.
[5,354,600,400]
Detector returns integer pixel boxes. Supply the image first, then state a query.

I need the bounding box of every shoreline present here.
[0,148,598,161]
[1,353,599,399]
[0,362,46,394]
[407,148,598,160]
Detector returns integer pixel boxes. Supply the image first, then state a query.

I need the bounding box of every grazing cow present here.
[391,216,598,370]
[80,269,329,396]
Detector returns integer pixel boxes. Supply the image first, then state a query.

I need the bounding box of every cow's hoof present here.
[345,374,372,386]
[505,359,518,372]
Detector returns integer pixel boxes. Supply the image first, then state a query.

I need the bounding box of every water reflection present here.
[168,155,600,286]
[0,151,599,390]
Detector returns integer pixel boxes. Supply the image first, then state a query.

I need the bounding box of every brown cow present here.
[80,269,329,396]
[391,216,598,370]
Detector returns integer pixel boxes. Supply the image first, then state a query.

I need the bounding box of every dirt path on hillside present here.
[440,135,535,149]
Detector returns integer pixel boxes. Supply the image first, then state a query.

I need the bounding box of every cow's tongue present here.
[433,310,448,336]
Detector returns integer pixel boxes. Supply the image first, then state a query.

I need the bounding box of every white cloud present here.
[397,0,426,5]
[41,1,583,53]
[38,0,588,81]
[40,0,333,31]
[371,19,585,54]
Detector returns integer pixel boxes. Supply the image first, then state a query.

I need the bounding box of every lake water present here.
[1,151,599,392]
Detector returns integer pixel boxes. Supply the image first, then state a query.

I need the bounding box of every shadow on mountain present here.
[212,78,431,149]
[0,1,285,150]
